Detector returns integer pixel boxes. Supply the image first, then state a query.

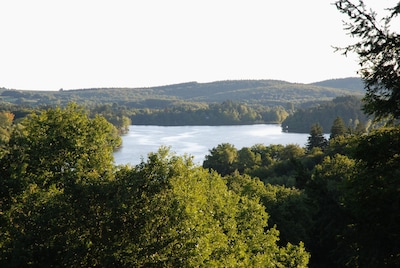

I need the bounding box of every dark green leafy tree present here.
[3,103,121,189]
[306,154,356,267]
[203,143,238,176]
[0,111,14,157]
[280,144,305,160]
[341,127,400,267]
[0,103,122,266]
[335,0,400,121]
[235,147,262,173]
[225,173,313,248]
[326,133,358,157]
[306,124,328,151]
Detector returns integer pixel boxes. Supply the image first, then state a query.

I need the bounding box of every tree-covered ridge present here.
[0,78,363,109]
[310,77,364,92]
[282,96,370,133]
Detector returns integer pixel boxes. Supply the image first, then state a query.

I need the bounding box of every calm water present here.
[114,124,310,165]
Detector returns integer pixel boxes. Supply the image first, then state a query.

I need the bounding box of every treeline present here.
[0,103,132,135]
[0,95,368,132]
[129,96,369,128]
[282,95,370,133]
[129,101,289,125]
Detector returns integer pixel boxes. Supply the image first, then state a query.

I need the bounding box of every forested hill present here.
[309,77,364,92]
[0,78,364,109]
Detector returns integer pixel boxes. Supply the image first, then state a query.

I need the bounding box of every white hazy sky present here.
[0,0,397,90]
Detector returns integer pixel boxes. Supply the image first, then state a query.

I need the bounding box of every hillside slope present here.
[0,78,364,109]
[310,77,364,92]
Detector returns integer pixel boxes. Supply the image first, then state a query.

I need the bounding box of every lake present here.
[113,124,310,165]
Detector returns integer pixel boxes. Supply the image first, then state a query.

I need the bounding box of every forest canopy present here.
[0,105,310,267]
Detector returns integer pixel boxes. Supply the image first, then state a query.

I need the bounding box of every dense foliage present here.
[0,103,399,266]
[0,105,310,267]
[203,124,400,266]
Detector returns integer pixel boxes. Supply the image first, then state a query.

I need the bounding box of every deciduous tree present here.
[203,143,238,176]
[114,148,310,267]
[342,127,400,267]
[0,104,122,266]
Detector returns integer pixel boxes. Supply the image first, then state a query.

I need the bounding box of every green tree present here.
[330,116,347,139]
[203,143,238,176]
[235,147,262,173]
[225,173,313,249]
[0,104,123,266]
[341,127,400,267]
[2,103,120,190]
[335,0,400,120]
[114,148,310,267]
[306,154,356,267]
[0,111,14,157]
[306,124,328,151]
[1,179,120,267]
[280,144,305,160]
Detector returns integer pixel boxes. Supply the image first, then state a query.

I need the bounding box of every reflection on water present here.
[114,124,309,165]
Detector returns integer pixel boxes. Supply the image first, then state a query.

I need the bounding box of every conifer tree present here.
[306,123,328,151]
[335,0,400,121]
[330,116,347,139]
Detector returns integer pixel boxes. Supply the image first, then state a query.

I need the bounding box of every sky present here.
[0,0,398,91]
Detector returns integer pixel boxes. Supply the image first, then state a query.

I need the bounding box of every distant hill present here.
[0,78,364,109]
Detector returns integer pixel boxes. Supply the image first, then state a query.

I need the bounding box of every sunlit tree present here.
[0,103,121,266]
[114,148,310,267]
[203,143,238,175]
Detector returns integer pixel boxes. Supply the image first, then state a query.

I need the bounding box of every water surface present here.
[114,124,309,165]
